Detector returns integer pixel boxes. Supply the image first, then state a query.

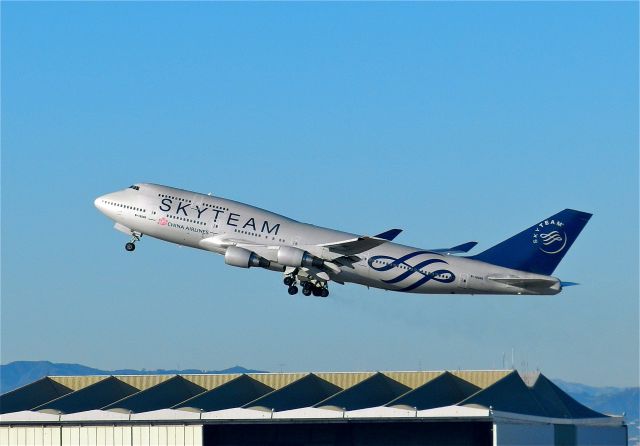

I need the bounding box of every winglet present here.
[374,229,402,241]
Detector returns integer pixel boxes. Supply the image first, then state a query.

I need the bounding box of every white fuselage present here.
[95,184,561,296]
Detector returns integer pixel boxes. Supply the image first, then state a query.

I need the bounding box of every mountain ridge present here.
[0,361,266,394]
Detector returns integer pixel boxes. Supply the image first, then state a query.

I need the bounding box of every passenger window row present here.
[103,200,145,213]
[201,202,228,211]
[166,214,206,226]
[158,193,191,203]
[232,228,284,243]
[234,228,262,238]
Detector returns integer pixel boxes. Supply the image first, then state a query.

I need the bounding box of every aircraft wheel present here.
[125,242,136,252]
[287,286,298,295]
[312,288,322,297]
[283,277,294,286]
[302,287,312,296]
[321,288,329,298]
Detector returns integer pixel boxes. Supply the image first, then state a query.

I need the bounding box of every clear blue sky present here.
[2,2,637,387]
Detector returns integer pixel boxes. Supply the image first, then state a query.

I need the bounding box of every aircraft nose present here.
[94,195,107,211]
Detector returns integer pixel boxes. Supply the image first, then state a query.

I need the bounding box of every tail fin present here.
[469,209,592,275]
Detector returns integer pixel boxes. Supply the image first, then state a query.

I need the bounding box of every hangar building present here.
[0,370,627,446]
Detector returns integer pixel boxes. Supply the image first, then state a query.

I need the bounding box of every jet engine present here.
[277,246,324,269]
[224,246,270,269]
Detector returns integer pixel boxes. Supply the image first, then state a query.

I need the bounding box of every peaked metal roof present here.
[0,378,72,414]
[47,375,109,391]
[174,374,274,412]
[0,370,609,420]
[103,375,205,413]
[460,371,547,415]
[246,372,307,390]
[315,372,410,411]
[530,374,607,419]
[244,374,342,411]
[388,371,480,410]
[34,376,139,414]
[457,371,608,419]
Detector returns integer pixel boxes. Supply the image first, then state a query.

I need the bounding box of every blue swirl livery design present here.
[368,251,456,292]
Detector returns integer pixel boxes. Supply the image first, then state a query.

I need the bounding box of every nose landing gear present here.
[124,232,142,252]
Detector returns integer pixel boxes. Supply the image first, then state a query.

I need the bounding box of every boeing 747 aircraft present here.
[94,184,591,297]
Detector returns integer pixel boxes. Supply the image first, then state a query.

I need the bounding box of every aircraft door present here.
[459,273,469,289]
[356,254,371,280]
[204,204,220,237]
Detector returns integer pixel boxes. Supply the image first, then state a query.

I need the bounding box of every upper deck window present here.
[128,185,140,191]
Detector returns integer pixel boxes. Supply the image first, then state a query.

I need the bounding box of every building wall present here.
[0,426,60,446]
[203,421,493,446]
[494,422,554,446]
[0,422,627,446]
[493,422,628,446]
[575,426,628,446]
[0,425,203,446]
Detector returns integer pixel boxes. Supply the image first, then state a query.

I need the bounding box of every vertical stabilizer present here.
[469,209,592,275]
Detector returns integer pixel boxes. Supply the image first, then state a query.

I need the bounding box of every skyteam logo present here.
[368,251,456,292]
[532,219,567,254]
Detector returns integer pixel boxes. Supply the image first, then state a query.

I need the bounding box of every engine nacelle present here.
[277,246,324,269]
[225,246,270,269]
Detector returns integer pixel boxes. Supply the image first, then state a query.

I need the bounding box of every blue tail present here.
[469,209,592,275]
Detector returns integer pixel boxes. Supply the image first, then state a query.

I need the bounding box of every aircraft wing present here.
[318,229,402,256]
[199,236,273,251]
[199,236,234,249]
[429,241,478,255]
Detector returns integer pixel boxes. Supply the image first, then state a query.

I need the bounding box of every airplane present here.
[94,183,592,297]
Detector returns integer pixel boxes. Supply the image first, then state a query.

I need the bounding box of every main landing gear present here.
[124,232,142,252]
[283,274,329,298]
[284,276,299,295]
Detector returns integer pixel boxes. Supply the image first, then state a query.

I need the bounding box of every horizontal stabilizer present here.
[560,281,579,287]
[488,276,559,290]
[430,241,478,255]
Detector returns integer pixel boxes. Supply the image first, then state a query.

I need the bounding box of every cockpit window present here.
[128,185,140,190]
